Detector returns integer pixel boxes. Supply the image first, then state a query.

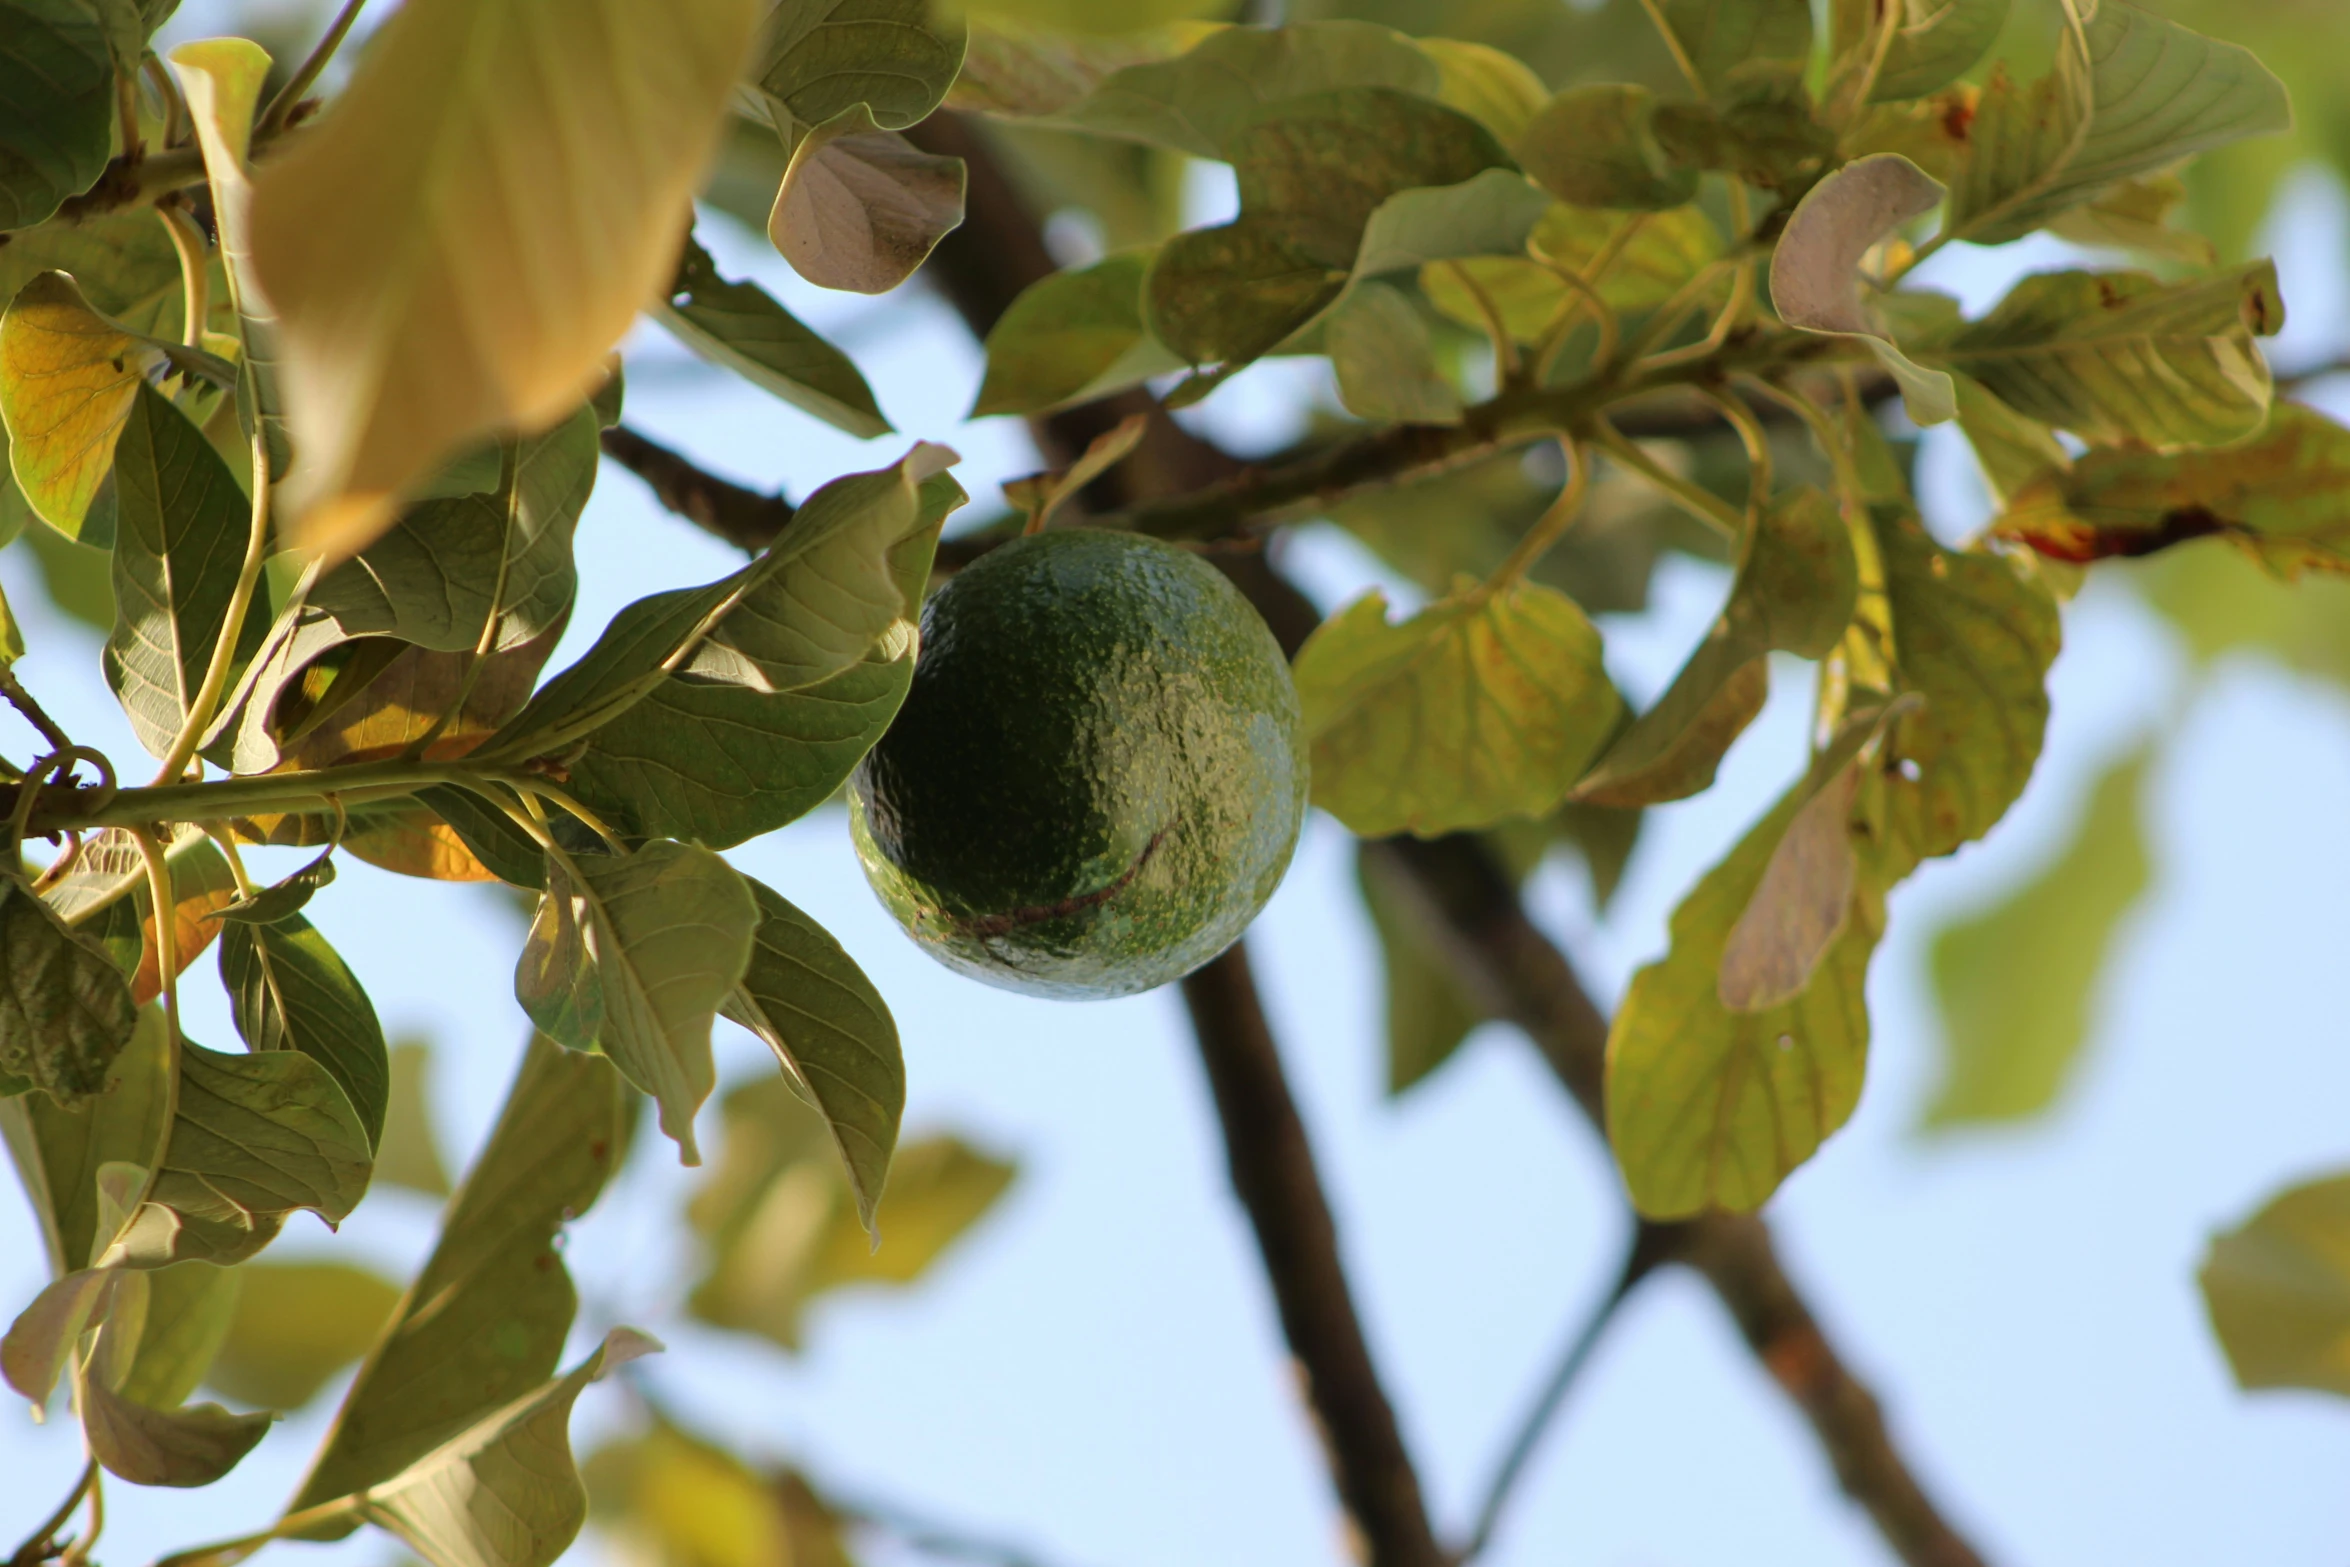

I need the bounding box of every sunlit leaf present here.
[2201,1170,2350,1399]
[1769,154,1956,425]
[293,1036,628,1513]
[206,1260,400,1410]
[0,876,138,1104]
[1296,578,1622,838]
[656,237,889,438]
[220,913,391,1149]
[518,841,758,1164]
[972,249,1185,416]
[245,0,762,555]
[721,878,903,1234]
[0,270,163,538]
[1922,741,2153,1129]
[0,0,115,230]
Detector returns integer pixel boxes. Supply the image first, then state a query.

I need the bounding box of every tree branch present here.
[598,424,794,554]
[1364,835,1990,1567]
[1180,945,1449,1567]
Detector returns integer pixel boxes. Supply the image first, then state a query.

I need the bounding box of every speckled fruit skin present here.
[849,528,1308,1000]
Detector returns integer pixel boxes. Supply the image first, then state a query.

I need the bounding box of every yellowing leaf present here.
[584,1423,799,1567]
[1769,154,1956,425]
[246,0,763,556]
[1296,579,1622,838]
[375,1038,452,1198]
[1997,404,2350,578]
[2201,1170,2350,1399]
[0,270,164,538]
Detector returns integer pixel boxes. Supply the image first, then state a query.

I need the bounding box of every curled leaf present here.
[1769,153,1955,425]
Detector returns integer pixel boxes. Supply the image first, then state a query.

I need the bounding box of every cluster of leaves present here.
[2,0,2349,1561]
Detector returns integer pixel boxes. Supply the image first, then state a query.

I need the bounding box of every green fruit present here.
[850,528,1307,1000]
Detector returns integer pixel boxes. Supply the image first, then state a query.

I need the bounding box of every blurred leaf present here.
[245,0,761,556]
[82,1371,272,1487]
[657,238,890,438]
[0,270,162,538]
[1147,216,1346,367]
[1579,486,1856,807]
[2132,540,2350,687]
[1848,0,2008,104]
[1515,85,1697,210]
[690,1080,1014,1350]
[343,808,500,887]
[518,841,759,1164]
[1945,3,2289,247]
[1998,404,2350,576]
[0,1004,171,1274]
[117,1040,372,1268]
[17,515,115,629]
[114,1259,239,1410]
[1355,843,1484,1095]
[1326,280,1461,424]
[293,1036,629,1514]
[124,834,241,1007]
[950,0,1218,31]
[1952,371,2068,505]
[1420,204,1723,342]
[1650,0,1812,97]
[948,19,1176,117]
[361,1328,660,1567]
[1929,263,2280,450]
[376,1039,452,1198]
[1769,154,1956,426]
[0,876,138,1104]
[104,382,266,759]
[1922,741,2153,1129]
[2044,172,2216,267]
[220,912,392,1149]
[0,0,115,230]
[1296,579,1623,838]
[2,1263,119,1404]
[2201,1170,2350,1399]
[207,1260,401,1410]
[721,878,903,1235]
[1002,413,1146,531]
[973,250,1184,416]
[586,1423,858,1567]
[1420,35,1547,144]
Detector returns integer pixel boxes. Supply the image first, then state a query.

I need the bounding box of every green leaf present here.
[1325,281,1461,425]
[0,0,116,231]
[1922,741,2153,1129]
[81,1371,272,1487]
[1355,843,1484,1095]
[1929,263,2280,451]
[655,237,889,438]
[518,842,757,1164]
[689,1079,1014,1350]
[1861,0,2008,104]
[1943,4,2290,248]
[720,877,903,1235]
[972,249,1185,417]
[769,118,968,296]
[585,1423,843,1567]
[0,269,163,538]
[1995,405,2350,577]
[0,208,220,342]
[0,1005,171,1273]
[205,1260,400,1410]
[1419,35,1548,145]
[116,1040,373,1268]
[1952,370,2068,504]
[292,1036,627,1514]
[1579,487,1857,807]
[755,0,966,137]
[1768,154,1956,425]
[1650,0,1813,97]
[113,1259,239,1410]
[0,875,139,1104]
[215,844,335,925]
[1350,167,1554,278]
[244,0,762,556]
[2043,172,2216,267]
[2,1263,120,1404]
[219,914,392,1149]
[2201,1170,2350,1399]
[103,382,266,759]
[360,1327,659,1567]
[1419,203,1725,344]
[375,1038,451,1198]
[1296,578,1623,838]
[1515,85,1698,210]
[1605,718,1890,1218]
[1146,216,1345,368]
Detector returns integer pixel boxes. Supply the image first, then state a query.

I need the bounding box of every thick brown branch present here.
[599,424,793,554]
[1180,946,1448,1567]
[1364,836,1989,1567]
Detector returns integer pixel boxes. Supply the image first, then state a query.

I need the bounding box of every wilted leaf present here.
[1296,578,1622,838]
[0,876,139,1104]
[1944,4,2290,247]
[973,249,1185,416]
[1326,281,1461,424]
[1579,487,1856,807]
[0,0,115,230]
[81,1371,272,1487]
[1930,263,2280,450]
[721,878,903,1234]
[1922,741,2153,1129]
[518,842,758,1164]
[245,0,762,555]
[2201,1170,2350,1399]
[206,1260,401,1410]
[220,914,391,1148]
[1998,404,2350,578]
[104,382,266,759]
[1769,154,1956,425]
[0,270,163,538]
[656,237,889,438]
[1516,85,1698,210]
[293,1036,628,1513]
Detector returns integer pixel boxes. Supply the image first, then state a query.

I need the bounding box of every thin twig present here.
[156,200,210,349]
[153,427,272,786]
[258,0,368,139]
[1458,1225,1675,1561]
[598,425,794,554]
[0,665,75,756]
[7,1458,95,1567]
